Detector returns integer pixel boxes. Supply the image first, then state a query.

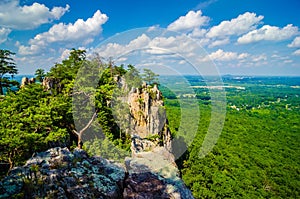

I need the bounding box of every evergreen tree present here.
[35,68,46,82]
[141,68,158,85]
[0,49,18,95]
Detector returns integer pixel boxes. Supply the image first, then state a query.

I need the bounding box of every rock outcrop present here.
[0,78,194,198]
[124,146,194,199]
[0,147,193,198]
[20,77,35,87]
[0,148,125,199]
[116,78,172,154]
[118,78,193,198]
[42,77,61,92]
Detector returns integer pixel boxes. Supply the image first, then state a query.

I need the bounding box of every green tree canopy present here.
[35,68,46,82]
[141,68,159,85]
[0,84,69,170]
[0,49,18,95]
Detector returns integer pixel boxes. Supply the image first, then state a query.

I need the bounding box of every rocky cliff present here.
[116,78,173,155]
[0,147,193,198]
[0,79,194,198]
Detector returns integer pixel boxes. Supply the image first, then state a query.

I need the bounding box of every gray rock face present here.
[0,147,125,199]
[42,77,61,92]
[117,78,193,198]
[125,146,194,199]
[115,77,173,154]
[0,146,194,199]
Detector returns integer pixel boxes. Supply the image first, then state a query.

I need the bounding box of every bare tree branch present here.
[79,111,97,134]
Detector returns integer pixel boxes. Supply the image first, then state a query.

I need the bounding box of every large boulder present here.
[0,146,194,199]
[0,147,125,199]
[124,146,194,199]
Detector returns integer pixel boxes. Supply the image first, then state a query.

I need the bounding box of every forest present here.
[162,76,300,198]
[0,48,299,198]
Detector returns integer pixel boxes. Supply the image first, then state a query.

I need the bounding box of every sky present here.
[0,0,300,76]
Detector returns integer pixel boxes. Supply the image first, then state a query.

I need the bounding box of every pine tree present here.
[0,49,18,95]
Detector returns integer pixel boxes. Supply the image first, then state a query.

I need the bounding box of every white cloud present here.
[293,49,300,56]
[60,49,71,60]
[208,38,230,48]
[271,54,280,58]
[0,0,69,30]
[18,10,108,55]
[206,49,248,61]
[252,54,267,62]
[0,27,11,44]
[58,47,89,62]
[195,0,218,10]
[238,24,299,44]
[167,10,209,32]
[288,36,300,48]
[283,59,293,63]
[96,33,199,59]
[18,44,43,55]
[188,28,207,38]
[206,12,263,38]
[147,25,160,32]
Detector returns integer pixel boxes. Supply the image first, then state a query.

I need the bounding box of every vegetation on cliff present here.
[0,49,158,173]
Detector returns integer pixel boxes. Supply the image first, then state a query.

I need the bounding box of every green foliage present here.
[0,48,160,177]
[34,68,45,82]
[164,76,300,199]
[84,137,129,162]
[0,49,18,95]
[0,84,70,169]
[124,64,142,88]
[47,48,86,94]
[145,134,160,142]
[141,68,159,85]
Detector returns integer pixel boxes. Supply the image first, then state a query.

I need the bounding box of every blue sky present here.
[0,0,300,75]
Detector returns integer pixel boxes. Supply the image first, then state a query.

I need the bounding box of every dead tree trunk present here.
[72,112,97,149]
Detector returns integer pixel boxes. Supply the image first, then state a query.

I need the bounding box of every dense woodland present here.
[163,76,300,198]
[0,49,299,198]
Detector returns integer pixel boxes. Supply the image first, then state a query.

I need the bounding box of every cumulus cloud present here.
[283,59,293,63]
[0,27,11,44]
[18,10,108,55]
[208,38,230,48]
[288,36,300,48]
[0,0,69,30]
[206,12,263,38]
[237,24,299,44]
[293,49,300,56]
[188,28,207,38]
[252,54,267,62]
[206,49,249,61]
[195,0,218,10]
[96,33,198,59]
[167,10,209,32]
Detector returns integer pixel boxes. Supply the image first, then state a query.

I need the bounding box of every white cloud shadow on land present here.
[18,10,108,55]
[0,0,69,30]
